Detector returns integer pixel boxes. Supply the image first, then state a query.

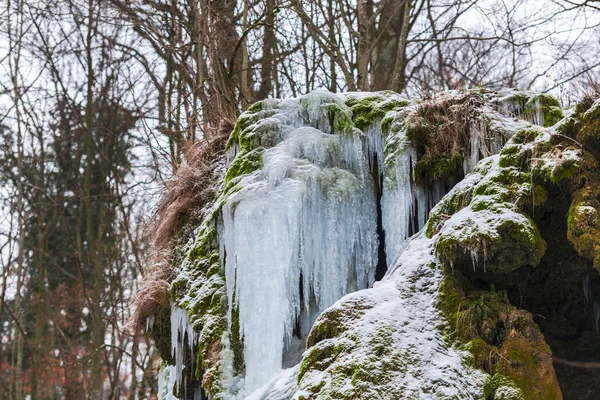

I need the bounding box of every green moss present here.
[223,148,263,193]
[380,114,395,133]
[464,338,493,370]
[226,106,281,154]
[345,94,408,131]
[226,111,262,151]
[495,334,561,400]
[298,339,351,382]
[306,302,369,348]
[567,154,600,269]
[426,184,475,237]
[524,93,564,127]
[436,270,561,399]
[415,154,463,185]
[511,127,544,145]
[504,92,564,127]
[435,207,546,275]
[577,101,600,152]
[170,207,236,394]
[483,374,525,400]
[532,184,548,206]
[246,100,264,113]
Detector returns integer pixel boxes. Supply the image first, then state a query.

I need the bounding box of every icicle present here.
[170,307,197,392]
[381,129,418,266]
[365,123,385,173]
[594,301,600,334]
[583,274,592,302]
[469,249,479,272]
[532,99,544,126]
[158,363,178,400]
[146,314,155,332]
[194,387,204,400]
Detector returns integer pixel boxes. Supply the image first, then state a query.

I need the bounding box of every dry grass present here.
[580,78,600,110]
[408,92,484,183]
[130,121,232,333]
[152,127,231,251]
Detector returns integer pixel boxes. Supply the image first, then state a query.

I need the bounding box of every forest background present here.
[1,0,599,398]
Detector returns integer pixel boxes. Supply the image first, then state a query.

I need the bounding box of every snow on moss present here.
[432,123,585,276]
[496,89,564,127]
[296,234,490,399]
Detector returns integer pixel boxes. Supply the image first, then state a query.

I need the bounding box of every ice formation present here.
[158,363,178,400]
[165,89,557,398]
[222,92,379,393]
[170,307,197,392]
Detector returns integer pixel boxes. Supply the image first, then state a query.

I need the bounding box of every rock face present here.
[150,88,600,399]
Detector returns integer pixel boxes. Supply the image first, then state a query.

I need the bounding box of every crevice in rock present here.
[464,185,600,399]
[373,153,388,281]
[523,187,600,400]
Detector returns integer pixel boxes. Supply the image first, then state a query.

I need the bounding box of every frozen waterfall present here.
[165,90,516,399]
[222,93,379,393]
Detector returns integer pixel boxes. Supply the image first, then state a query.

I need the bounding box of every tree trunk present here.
[372,0,410,91]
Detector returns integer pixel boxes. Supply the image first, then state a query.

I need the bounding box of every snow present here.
[245,365,300,400]
[298,233,489,398]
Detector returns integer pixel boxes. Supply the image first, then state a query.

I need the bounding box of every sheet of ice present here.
[380,130,417,266]
[222,92,378,394]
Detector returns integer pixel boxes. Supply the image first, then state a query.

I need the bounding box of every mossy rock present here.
[426,157,497,238]
[500,91,564,127]
[495,331,561,399]
[437,270,561,399]
[345,93,409,131]
[435,206,546,274]
[523,94,564,127]
[567,153,600,270]
[223,147,263,193]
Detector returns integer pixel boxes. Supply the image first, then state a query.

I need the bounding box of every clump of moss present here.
[227,98,291,156]
[575,100,600,159]
[437,271,562,400]
[431,123,592,275]
[500,91,564,127]
[426,157,497,238]
[305,297,375,349]
[567,153,600,270]
[552,99,600,270]
[223,148,263,193]
[169,222,229,395]
[345,93,409,131]
[523,94,564,127]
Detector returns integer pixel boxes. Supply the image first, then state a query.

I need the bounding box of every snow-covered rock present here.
[151,89,598,400]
